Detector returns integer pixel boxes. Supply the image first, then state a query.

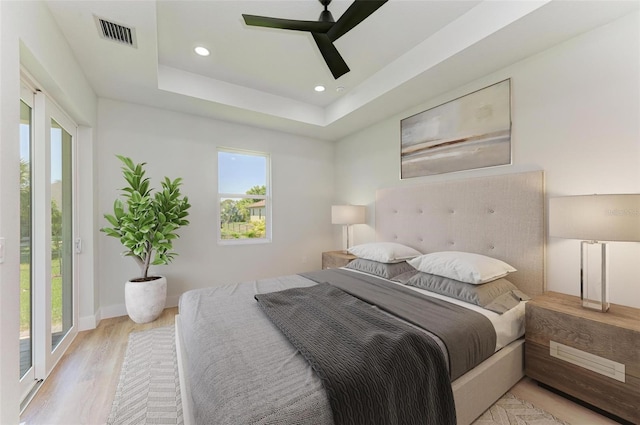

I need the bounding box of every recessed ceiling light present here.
[194,46,210,56]
[314,85,326,92]
[336,86,345,92]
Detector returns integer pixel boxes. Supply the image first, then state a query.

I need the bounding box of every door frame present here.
[19,77,79,404]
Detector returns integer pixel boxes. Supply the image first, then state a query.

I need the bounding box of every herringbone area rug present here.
[473,393,570,425]
[107,326,183,425]
[108,325,568,425]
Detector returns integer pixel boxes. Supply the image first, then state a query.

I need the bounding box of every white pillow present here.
[348,242,422,263]
[407,251,516,284]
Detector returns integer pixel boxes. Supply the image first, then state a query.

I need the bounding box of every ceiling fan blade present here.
[312,33,350,79]
[243,14,333,33]
[327,0,388,41]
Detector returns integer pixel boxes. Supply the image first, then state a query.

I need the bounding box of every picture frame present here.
[400,79,512,178]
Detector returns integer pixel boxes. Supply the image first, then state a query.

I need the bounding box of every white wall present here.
[0,1,97,423]
[96,99,335,316]
[334,11,640,308]
[0,4,636,423]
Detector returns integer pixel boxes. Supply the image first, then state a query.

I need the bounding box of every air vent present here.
[94,15,137,48]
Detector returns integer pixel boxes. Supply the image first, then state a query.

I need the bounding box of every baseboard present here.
[89,295,181,328]
[98,303,128,322]
[78,314,97,331]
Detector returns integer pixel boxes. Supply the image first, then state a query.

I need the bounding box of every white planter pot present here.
[124,276,167,324]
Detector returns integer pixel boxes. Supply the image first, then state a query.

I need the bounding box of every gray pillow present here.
[390,269,420,284]
[345,258,416,280]
[405,272,530,314]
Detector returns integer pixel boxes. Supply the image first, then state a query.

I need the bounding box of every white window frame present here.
[217,147,271,245]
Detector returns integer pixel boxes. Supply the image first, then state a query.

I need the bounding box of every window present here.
[218,148,270,243]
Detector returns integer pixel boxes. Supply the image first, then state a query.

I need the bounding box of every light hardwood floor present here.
[20,308,178,425]
[20,307,619,425]
[510,378,619,425]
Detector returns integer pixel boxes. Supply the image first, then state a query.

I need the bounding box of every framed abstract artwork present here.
[401,79,511,178]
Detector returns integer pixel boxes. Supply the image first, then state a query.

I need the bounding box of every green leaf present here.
[101,228,121,238]
[104,214,119,227]
[113,199,125,218]
[116,155,135,171]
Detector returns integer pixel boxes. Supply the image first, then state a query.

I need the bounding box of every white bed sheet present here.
[342,267,526,352]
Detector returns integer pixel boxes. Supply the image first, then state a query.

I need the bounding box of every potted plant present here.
[101,155,191,323]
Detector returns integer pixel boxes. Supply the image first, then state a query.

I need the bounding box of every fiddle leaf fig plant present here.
[101,155,191,281]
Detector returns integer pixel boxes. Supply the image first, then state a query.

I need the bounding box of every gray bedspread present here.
[179,275,335,425]
[255,282,456,425]
[178,271,496,425]
[302,269,496,380]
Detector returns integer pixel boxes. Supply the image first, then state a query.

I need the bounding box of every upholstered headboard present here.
[376,171,545,297]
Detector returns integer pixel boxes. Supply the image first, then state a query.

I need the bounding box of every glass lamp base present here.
[580,241,610,312]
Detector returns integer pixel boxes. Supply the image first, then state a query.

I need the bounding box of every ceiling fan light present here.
[194,46,210,56]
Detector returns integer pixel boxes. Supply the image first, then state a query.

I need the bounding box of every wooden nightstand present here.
[525,292,640,423]
[322,251,357,269]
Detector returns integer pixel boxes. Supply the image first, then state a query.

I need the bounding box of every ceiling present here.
[45,0,638,141]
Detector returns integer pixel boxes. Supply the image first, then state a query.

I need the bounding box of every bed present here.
[175,170,545,425]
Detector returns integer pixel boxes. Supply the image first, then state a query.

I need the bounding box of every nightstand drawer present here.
[526,341,639,422]
[526,302,640,376]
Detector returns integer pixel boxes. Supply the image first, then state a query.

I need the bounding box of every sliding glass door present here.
[50,119,74,350]
[19,82,78,405]
[19,88,35,400]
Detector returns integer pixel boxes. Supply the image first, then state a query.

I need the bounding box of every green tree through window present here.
[218,149,270,242]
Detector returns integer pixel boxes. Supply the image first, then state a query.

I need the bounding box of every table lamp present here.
[549,194,640,312]
[331,205,366,252]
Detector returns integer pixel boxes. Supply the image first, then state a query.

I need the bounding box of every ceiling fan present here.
[242,0,388,79]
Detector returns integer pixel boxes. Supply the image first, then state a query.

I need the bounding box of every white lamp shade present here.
[331,205,366,225]
[549,194,640,242]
